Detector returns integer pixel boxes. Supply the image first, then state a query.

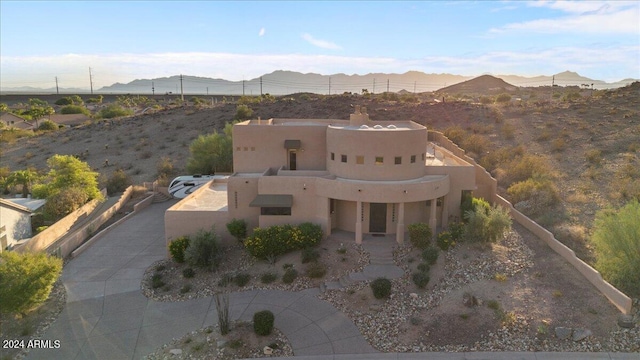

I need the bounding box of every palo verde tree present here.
[26,98,54,128]
[186,123,233,174]
[32,155,103,201]
[591,200,640,297]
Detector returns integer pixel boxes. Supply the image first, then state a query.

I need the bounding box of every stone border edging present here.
[70,193,155,258]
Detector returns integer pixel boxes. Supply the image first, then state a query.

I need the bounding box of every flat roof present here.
[175,183,228,211]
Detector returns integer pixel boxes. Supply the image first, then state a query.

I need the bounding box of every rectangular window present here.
[330,199,336,214]
[411,155,416,163]
[331,152,335,161]
[236,146,241,151]
[356,155,364,165]
[341,154,347,163]
[395,156,402,165]
[375,156,384,165]
[261,207,291,216]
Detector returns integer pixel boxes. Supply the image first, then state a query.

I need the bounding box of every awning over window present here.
[249,194,293,207]
[284,140,301,149]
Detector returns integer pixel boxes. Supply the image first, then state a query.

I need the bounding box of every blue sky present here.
[1,1,638,89]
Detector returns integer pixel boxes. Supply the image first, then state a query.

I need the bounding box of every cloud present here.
[259,28,265,37]
[490,1,639,34]
[301,33,342,50]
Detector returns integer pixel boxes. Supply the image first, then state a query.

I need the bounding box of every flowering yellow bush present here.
[244,223,322,259]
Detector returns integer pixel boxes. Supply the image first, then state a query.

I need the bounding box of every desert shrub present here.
[38,120,59,131]
[55,97,73,106]
[501,123,515,140]
[184,229,221,270]
[42,187,89,221]
[106,169,132,195]
[479,96,493,104]
[591,200,640,297]
[186,128,233,174]
[408,223,432,249]
[562,91,581,102]
[218,273,234,287]
[244,223,322,259]
[422,246,439,265]
[156,156,175,179]
[465,204,512,243]
[234,273,251,287]
[182,267,195,278]
[253,310,275,336]
[60,105,90,115]
[500,154,551,186]
[507,176,559,214]
[180,284,191,294]
[260,272,277,284]
[98,104,133,119]
[495,93,512,103]
[169,236,190,263]
[417,263,430,273]
[461,134,490,156]
[412,272,430,289]
[585,149,602,165]
[443,126,466,145]
[370,277,392,299]
[282,268,298,284]
[226,218,247,243]
[436,231,454,251]
[151,274,164,289]
[0,252,62,315]
[448,222,465,242]
[305,262,327,278]
[551,138,566,152]
[301,247,320,263]
[234,104,253,120]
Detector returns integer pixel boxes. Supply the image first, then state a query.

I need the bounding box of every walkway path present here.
[25,202,374,360]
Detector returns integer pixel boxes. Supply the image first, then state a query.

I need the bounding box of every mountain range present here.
[1,70,637,95]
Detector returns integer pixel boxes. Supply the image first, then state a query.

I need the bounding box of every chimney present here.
[349,105,370,126]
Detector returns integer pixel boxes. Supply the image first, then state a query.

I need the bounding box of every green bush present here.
[182,268,195,279]
[234,273,251,287]
[301,247,320,263]
[260,272,277,284]
[106,169,132,195]
[500,154,551,187]
[421,246,439,265]
[244,223,322,259]
[305,262,327,278]
[42,187,89,221]
[282,268,298,284]
[370,277,392,299]
[60,105,90,115]
[417,263,430,273]
[448,222,465,242]
[408,223,432,250]
[55,97,73,106]
[443,126,466,145]
[234,104,253,120]
[38,120,59,131]
[169,236,190,263]
[98,104,133,119]
[436,231,454,251]
[412,272,430,289]
[507,176,559,214]
[184,229,221,270]
[150,274,164,289]
[496,93,512,103]
[591,200,640,297]
[464,204,512,243]
[462,134,490,156]
[226,218,247,243]
[253,310,275,336]
[0,252,62,315]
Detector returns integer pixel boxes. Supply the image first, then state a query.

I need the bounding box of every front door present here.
[369,203,387,233]
[288,150,297,170]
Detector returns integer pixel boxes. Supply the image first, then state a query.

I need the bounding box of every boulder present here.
[554,327,572,340]
[617,314,636,329]
[169,349,182,355]
[572,328,592,342]
[463,292,478,307]
[263,346,273,355]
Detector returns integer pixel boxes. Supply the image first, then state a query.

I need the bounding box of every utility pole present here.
[387,79,389,93]
[206,87,209,96]
[180,74,184,101]
[152,81,155,95]
[414,81,416,94]
[260,77,263,96]
[55,76,59,95]
[242,78,245,96]
[373,78,376,94]
[89,67,94,95]
[329,77,331,95]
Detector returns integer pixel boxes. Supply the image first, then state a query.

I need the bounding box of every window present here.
[375,156,384,165]
[261,207,291,216]
[244,147,248,151]
[236,146,241,151]
[251,147,255,151]
[330,199,336,214]
[341,154,347,163]
[331,152,335,161]
[411,155,416,163]
[395,156,402,165]
[356,155,364,165]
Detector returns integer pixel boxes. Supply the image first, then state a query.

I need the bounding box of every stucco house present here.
[167,106,488,245]
[0,112,34,130]
[0,198,45,251]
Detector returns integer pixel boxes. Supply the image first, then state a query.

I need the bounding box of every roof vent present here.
[387,125,397,129]
[359,125,369,129]
[373,125,383,129]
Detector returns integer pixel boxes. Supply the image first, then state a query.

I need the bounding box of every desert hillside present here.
[1,83,638,264]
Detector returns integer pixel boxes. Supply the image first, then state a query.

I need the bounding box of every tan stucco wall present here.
[0,206,32,249]
[316,176,450,203]
[326,125,427,181]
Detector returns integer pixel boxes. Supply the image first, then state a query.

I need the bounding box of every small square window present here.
[331,152,335,161]
[236,146,241,151]
[251,147,255,151]
[356,155,364,165]
[411,155,416,163]
[244,147,248,151]
[375,156,384,165]
[395,156,402,165]
[341,154,347,163]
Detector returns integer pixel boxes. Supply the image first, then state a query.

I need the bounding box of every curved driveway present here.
[26,202,374,360]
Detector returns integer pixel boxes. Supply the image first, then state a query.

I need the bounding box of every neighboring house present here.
[0,112,34,130]
[0,198,45,251]
[48,114,91,128]
[167,106,482,245]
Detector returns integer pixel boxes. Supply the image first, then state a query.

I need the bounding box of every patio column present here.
[441,194,449,228]
[355,200,363,244]
[395,202,405,244]
[429,198,437,232]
